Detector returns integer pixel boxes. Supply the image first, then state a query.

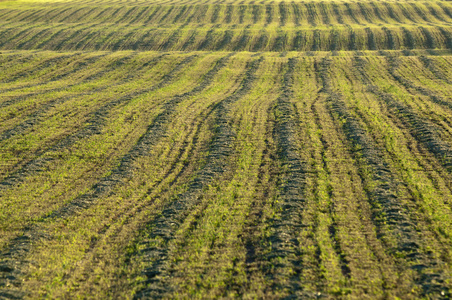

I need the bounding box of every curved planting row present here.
[384,55,452,125]
[368,54,452,173]
[1,2,451,26]
[0,24,450,51]
[0,53,206,223]
[0,50,451,298]
[48,53,233,220]
[322,56,451,298]
[0,53,233,298]
[0,53,163,143]
[260,58,311,297]
[419,55,452,84]
[132,56,262,299]
[0,54,196,191]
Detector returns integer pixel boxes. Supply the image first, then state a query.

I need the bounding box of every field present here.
[0,0,452,299]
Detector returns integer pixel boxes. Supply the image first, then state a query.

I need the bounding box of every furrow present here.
[241,103,278,293]
[210,5,220,23]
[0,52,81,86]
[115,6,140,24]
[47,54,232,220]
[265,4,272,25]
[0,53,231,295]
[238,5,247,24]
[311,63,352,283]
[60,86,221,298]
[318,2,330,26]
[312,29,320,51]
[419,26,437,49]
[194,5,209,23]
[129,7,151,24]
[198,28,215,51]
[216,30,232,51]
[344,3,361,25]
[324,56,451,298]
[17,8,49,22]
[292,31,304,51]
[18,24,67,50]
[0,55,194,191]
[0,52,106,94]
[305,3,317,27]
[56,6,87,23]
[158,6,175,23]
[225,5,233,24]
[67,6,99,23]
[438,2,452,20]
[396,3,416,23]
[0,53,163,144]
[144,6,162,24]
[332,3,344,25]
[348,27,357,51]
[384,2,402,24]
[369,2,388,23]
[279,2,286,27]
[357,2,373,24]
[0,52,135,131]
[0,54,107,97]
[425,3,451,25]
[379,54,452,172]
[365,27,377,50]
[0,25,35,49]
[234,29,250,51]
[159,26,183,51]
[182,5,197,24]
[387,55,452,114]
[252,4,262,24]
[437,26,452,50]
[329,28,340,51]
[0,53,86,108]
[264,58,311,297]
[382,27,396,50]
[402,27,416,49]
[50,23,100,51]
[132,56,262,299]
[409,3,432,23]
[41,7,73,22]
[419,55,452,84]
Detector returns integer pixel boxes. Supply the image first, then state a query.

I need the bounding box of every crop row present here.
[0,0,451,52]
[1,50,451,298]
[2,2,451,26]
[0,23,451,52]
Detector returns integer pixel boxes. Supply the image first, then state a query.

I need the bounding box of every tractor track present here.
[0,53,163,144]
[346,56,451,298]
[132,56,262,299]
[377,54,452,173]
[0,53,233,298]
[0,52,99,94]
[386,55,452,115]
[263,58,313,297]
[419,55,452,84]
[55,57,240,297]
[240,102,278,294]
[0,54,194,191]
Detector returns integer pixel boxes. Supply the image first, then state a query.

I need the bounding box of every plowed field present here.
[1,0,452,299]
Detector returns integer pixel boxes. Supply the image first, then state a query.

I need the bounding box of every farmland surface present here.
[1,0,452,299]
